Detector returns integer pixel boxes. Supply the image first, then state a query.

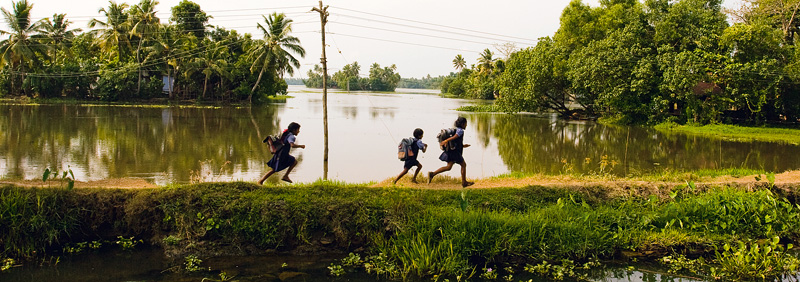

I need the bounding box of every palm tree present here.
[478,49,495,74]
[248,12,305,103]
[88,1,132,62]
[192,39,229,99]
[129,0,160,96]
[40,13,82,50]
[452,54,466,71]
[0,0,49,95]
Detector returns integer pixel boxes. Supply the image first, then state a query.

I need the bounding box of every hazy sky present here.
[4,0,743,78]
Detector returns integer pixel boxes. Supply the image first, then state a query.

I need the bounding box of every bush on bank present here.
[1,181,799,279]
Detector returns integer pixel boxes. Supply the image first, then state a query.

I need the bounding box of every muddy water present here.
[1,85,800,185]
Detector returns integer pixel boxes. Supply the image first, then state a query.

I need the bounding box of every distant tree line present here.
[397,75,445,89]
[0,0,305,103]
[304,62,401,92]
[446,0,800,125]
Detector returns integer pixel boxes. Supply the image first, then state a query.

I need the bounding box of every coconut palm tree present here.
[452,54,466,71]
[192,39,229,99]
[129,0,160,96]
[88,1,132,61]
[478,49,495,74]
[248,12,305,102]
[40,13,82,50]
[0,0,49,95]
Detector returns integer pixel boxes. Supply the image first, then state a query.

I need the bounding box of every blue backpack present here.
[397,138,415,161]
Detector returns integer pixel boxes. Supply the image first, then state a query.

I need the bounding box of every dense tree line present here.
[0,0,305,103]
[397,75,445,89]
[304,62,401,91]
[447,0,800,125]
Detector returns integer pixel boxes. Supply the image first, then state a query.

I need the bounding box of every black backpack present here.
[436,128,456,151]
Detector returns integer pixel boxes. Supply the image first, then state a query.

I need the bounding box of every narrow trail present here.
[3,171,800,191]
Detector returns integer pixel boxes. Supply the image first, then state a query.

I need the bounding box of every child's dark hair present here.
[454,116,467,128]
[413,128,424,139]
[288,122,301,132]
[282,122,301,139]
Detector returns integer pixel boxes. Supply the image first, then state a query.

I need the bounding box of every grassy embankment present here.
[2,178,800,280]
[654,122,800,145]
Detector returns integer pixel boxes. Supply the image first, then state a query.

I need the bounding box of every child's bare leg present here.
[428,162,454,183]
[394,168,410,184]
[411,164,422,183]
[460,161,473,187]
[258,169,276,185]
[282,160,298,183]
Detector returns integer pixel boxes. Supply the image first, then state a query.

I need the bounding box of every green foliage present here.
[3,182,800,279]
[184,254,205,272]
[115,236,142,250]
[711,237,800,280]
[1,257,15,272]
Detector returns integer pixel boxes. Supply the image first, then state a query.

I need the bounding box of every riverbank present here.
[654,122,800,145]
[2,173,800,280]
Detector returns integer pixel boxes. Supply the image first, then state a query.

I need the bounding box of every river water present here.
[2,85,800,185]
[0,247,705,282]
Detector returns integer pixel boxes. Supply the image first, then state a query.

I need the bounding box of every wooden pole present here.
[313,1,330,179]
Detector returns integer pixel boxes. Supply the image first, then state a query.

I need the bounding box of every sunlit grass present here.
[655,122,800,145]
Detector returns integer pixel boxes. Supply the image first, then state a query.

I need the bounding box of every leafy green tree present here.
[248,12,305,102]
[170,0,209,39]
[367,63,401,91]
[498,38,574,117]
[88,1,132,62]
[332,62,360,90]
[0,0,49,96]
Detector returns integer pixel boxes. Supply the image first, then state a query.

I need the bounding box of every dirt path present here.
[3,171,800,190]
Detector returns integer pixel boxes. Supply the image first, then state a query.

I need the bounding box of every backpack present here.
[397,137,415,161]
[436,128,457,151]
[263,130,288,154]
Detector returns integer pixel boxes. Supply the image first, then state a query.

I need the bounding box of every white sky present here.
[5,0,743,78]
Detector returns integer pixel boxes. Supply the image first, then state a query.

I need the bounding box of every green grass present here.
[654,122,800,144]
[2,182,800,280]
[456,104,502,112]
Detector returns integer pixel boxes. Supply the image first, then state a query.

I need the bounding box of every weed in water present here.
[328,263,345,277]
[184,254,205,272]
[1,258,15,272]
[710,236,800,280]
[115,236,142,250]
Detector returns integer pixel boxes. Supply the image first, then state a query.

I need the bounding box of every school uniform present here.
[267,132,296,171]
[439,127,465,163]
[404,138,425,169]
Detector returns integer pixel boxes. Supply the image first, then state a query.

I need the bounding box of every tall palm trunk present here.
[248,65,265,103]
[202,74,208,99]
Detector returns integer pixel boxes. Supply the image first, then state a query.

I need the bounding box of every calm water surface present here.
[2,85,800,185]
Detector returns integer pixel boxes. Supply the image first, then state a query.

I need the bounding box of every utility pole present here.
[312,1,330,180]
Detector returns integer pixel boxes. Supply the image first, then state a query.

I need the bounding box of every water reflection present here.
[1,86,800,185]
[477,114,800,176]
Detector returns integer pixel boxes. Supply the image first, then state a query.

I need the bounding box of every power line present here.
[330,20,523,47]
[328,32,478,53]
[333,13,536,46]
[331,6,538,43]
